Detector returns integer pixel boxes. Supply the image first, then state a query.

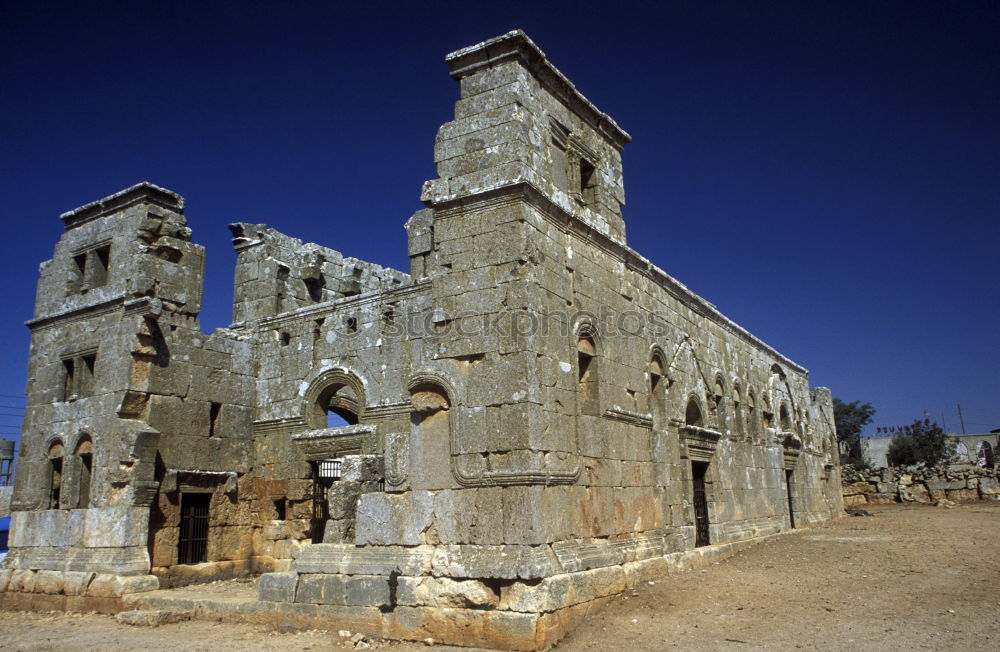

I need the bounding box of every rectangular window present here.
[67,243,112,294]
[87,245,110,288]
[62,359,75,401]
[61,351,98,401]
[79,354,96,396]
[49,457,63,509]
[78,452,92,508]
[317,459,342,481]
[208,402,222,437]
[68,253,87,294]
[579,158,597,205]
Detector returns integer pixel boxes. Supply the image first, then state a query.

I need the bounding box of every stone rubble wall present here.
[841,465,999,505]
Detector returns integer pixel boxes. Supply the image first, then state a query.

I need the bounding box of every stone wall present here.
[842,465,999,505]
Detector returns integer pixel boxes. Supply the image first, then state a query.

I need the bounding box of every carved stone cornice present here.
[680,425,723,462]
[291,424,378,460]
[602,406,653,428]
[777,431,803,470]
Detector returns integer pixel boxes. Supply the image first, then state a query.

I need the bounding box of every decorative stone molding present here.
[777,431,802,470]
[383,430,409,490]
[680,425,723,461]
[161,469,237,494]
[291,424,377,460]
[602,405,653,428]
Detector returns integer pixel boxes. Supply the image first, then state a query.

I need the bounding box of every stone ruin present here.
[0,30,843,650]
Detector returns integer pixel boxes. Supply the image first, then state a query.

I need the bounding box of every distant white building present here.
[864,432,998,468]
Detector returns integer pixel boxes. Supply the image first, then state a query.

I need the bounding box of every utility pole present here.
[957,403,966,434]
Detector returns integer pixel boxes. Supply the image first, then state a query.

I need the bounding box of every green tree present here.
[833,398,875,465]
[886,418,953,467]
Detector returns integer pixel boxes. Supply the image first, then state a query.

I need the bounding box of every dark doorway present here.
[785,469,796,529]
[178,493,210,564]
[692,461,710,547]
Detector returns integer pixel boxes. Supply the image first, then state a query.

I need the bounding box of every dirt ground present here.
[2,502,998,651]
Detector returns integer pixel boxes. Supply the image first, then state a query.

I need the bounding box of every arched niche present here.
[75,436,93,509]
[779,402,792,432]
[732,382,746,439]
[408,377,454,490]
[685,396,704,427]
[648,350,667,430]
[46,440,64,510]
[576,326,600,416]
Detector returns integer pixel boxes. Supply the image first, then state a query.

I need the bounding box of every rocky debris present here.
[115,609,190,627]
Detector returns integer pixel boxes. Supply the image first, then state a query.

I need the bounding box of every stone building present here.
[1,31,842,649]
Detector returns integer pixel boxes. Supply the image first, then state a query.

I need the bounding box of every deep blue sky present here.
[1,0,997,458]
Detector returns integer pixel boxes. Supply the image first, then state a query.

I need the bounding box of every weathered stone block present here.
[355,491,434,546]
[62,571,95,596]
[83,506,150,548]
[345,574,390,606]
[9,569,36,593]
[499,574,571,612]
[33,570,65,594]
[258,571,298,603]
[295,573,346,605]
[397,576,499,608]
[431,544,560,580]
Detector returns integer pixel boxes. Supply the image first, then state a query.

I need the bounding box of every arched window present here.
[746,389,758,439]
[732,384,745,439]
[779,403,792,432]
[75,437,93,508]
[305,372,365,429]
[711,375,726,431]
[762,393,774,430]
[978,441,995,468]
[577,333,599,416]
[648,354,666,430]
[685,398,703,428]
[47,441,64,509]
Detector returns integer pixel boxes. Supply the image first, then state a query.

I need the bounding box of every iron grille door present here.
[692,462,710,547]
[178,493,210,564]
[311,459,340,541]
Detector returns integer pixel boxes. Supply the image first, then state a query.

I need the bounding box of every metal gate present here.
[178,493,210,564]
[692,462,710,547]
[311,459,341,541]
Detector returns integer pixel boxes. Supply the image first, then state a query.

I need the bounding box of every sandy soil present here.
[2,502,998,651]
